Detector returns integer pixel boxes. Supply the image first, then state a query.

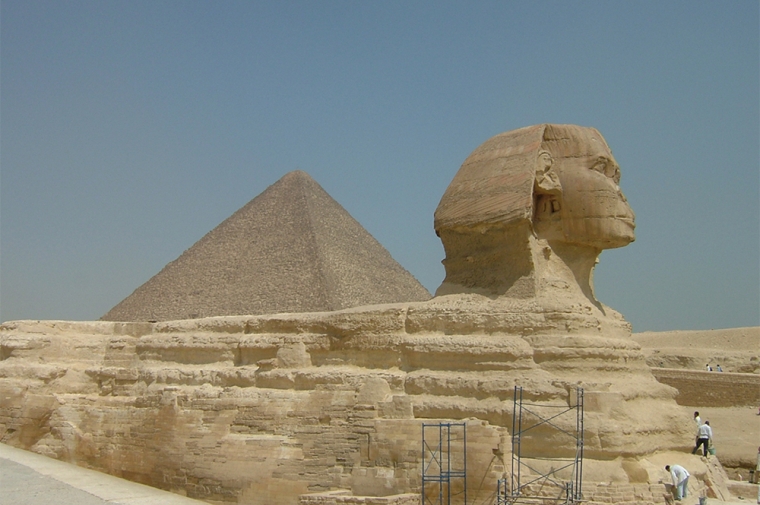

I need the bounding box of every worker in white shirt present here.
[692,420,713,456]
[665,464,690,501]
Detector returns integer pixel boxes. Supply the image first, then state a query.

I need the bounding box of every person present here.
[693,411,701,426]
[666,464,690,501]
[706,364,713,372]
[716,364,723,372]
[692,420,713,456]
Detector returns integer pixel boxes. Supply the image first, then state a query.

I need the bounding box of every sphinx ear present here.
[535,151,562,195]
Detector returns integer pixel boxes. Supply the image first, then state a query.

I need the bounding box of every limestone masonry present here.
[1,125,757,505]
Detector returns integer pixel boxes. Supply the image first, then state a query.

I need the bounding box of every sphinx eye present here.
[591,158,608,174]
[592,157,620,183]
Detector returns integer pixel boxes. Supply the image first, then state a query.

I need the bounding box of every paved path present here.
[0,443,209,505]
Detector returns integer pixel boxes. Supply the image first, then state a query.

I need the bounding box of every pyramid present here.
[102,171,431,322]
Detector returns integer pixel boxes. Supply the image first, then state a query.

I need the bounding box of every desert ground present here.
[633,327,760,479]
[633,327,759,374]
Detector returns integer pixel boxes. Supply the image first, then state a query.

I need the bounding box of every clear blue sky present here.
[1,1,758,332]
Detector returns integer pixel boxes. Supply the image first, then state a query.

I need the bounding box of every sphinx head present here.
[434,124,635,298]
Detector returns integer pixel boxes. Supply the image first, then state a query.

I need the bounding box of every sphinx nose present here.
[618,189,635,222]
[627,206,636,224]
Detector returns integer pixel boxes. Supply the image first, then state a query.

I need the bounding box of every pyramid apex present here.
[281,170,313,181]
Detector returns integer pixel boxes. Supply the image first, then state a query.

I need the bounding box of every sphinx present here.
[2,125,714,505]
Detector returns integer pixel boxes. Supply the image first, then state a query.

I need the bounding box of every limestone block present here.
[136,333,238,364]
[377,396,412,419]
[277,342,313,368]
[0,363,66,383]
[0,389,60,448]
[357,377,391,405]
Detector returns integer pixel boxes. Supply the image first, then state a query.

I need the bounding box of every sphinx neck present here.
[435,222,604,310]
[531,237,603,310]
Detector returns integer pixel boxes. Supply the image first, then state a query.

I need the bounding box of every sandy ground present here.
[633,328,759,351]
[633,327,760,478]
[688,406,760,478]
[633,327,760,374]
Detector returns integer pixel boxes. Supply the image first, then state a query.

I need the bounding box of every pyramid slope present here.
[102,171,430,322]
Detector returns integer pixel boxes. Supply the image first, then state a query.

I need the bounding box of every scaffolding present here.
[421,422,467,505]
[498,386,584,504]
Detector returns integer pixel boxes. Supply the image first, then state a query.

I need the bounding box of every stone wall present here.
[651,368,760,407]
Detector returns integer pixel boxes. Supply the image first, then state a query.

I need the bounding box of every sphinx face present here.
[553,134,635,249]
[531,127,636,250]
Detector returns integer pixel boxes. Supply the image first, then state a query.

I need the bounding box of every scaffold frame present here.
[421,422,467,505]
[498,386,584,505]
